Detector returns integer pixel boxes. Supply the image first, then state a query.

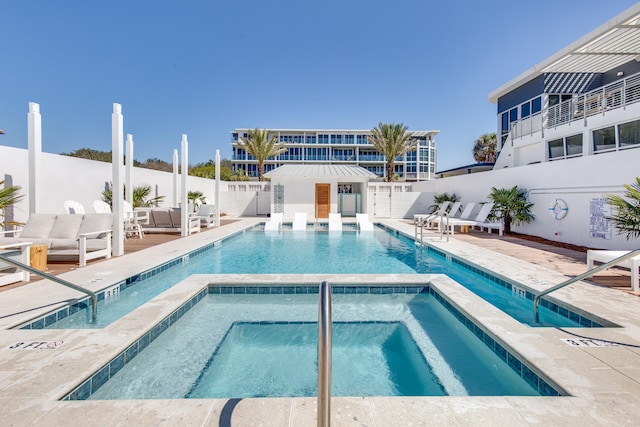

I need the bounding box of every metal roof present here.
[264,164,378,178]
[489,3,640,103]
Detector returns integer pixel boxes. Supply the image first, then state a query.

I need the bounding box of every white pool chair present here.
[414,201,450,225]
[64,200,85,214]
[292,212,307,231]
[356,213,374,231]
[328,213,342,232]
[443,202,503,236]
[587,250,640,292]
[264,213,283,232]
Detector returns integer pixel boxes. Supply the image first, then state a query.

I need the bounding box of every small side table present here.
[30,245,48,271]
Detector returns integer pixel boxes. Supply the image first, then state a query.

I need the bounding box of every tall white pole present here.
[125,134,134,205]
[215,149,220,227]
[112,103,125,256]
[27,102,42,214]
[172,149,179,208]
[181,135,189,236]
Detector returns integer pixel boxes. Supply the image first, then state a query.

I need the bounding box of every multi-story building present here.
[489,4,640,169]
[230,128,439,181]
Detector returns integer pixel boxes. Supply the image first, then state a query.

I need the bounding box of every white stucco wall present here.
[3,143,639,250]
[412,148,640,250]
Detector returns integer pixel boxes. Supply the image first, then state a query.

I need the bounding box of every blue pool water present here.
[88,293,542,399]
[39,227,593,329]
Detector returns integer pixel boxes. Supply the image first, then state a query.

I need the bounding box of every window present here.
[565,134,583,156]
[548,133,583,160]
[521,102,531,118]
[509,108,518,122]
[593,126,616,152]
[345,135,354,144]
[531,97,542,114]
[548,139,564,160]
[330,134,343,144]
[318,134,329,144]
[618,119,640,148]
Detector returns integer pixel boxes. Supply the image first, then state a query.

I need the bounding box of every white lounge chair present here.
[0,242,31,286]
[328,213,342,232]
[356,213,374,231]
[414,201,451,225]
[264,213,283,232]
[443,202,503,236]
[197,204,215,228]
[292,212,307,231]
[587,250,640,292]
[64,200,85,214]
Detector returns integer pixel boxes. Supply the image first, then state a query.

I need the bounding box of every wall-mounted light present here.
[617,71,624,77]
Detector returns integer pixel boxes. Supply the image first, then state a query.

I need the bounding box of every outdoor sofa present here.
[0,213,113,267]
[135,207,200,235]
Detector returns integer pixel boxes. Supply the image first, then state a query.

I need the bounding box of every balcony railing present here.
[510,72,640,139]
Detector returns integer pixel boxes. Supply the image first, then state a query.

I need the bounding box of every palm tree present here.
[605,177,640,240]
[472,133,497,163]
[488,185,534,234]
[0,180,24,229]
[429,192,459,213]
[237,129,286,181]
[102,184,165,208]
[367,123,417,182]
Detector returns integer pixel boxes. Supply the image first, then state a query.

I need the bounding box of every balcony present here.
[510,72,640,139]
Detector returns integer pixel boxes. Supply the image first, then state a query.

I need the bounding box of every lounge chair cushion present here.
[169,209,182,227]
[78,213,113,239]
[150,210,173,228]
[48,214,84,239]
[18,214,57,239]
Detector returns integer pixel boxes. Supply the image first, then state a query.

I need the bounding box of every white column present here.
[215,149,220,227]
[112,103,125,256]
[125,134,134,205]
[27,102,42,214]
[172,149,179,207]
[181,135,189,236]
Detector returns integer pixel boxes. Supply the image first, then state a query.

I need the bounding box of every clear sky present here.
[1,1,638,171]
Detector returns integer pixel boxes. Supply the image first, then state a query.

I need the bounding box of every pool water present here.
[43,227,588,329]
[187,321,442,398]
[88,293,540,399]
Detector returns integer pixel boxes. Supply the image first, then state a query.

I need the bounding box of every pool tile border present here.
[426,246,605,328]
[64,283,561,401]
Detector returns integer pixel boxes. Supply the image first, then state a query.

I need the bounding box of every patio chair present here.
[264,213,283,232]
[356,213,374,231]
[427,202,462,230]
[123,200,144,239]
[92,200,111,213]
[442,202,503,236]
[414,201,450,225]
[63,200,85,214]
[292,212,307,231]
[197,204,215,228]
[586,250,640,291]
[328,213,342,232]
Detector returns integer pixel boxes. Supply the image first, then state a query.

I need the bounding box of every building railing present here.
[510,72,640,140]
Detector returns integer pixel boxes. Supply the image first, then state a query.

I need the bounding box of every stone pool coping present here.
[1,218,640,425]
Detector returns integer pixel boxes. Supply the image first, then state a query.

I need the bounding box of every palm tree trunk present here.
[386,162,394,182]
[257,163,265,182]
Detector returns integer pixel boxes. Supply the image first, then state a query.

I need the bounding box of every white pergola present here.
[489,3,640,103]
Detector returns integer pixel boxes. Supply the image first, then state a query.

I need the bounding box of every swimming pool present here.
[25,226,602,329]
[82,291,552,400]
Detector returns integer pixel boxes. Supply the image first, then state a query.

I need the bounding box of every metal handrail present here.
[317,281,332,427]
[533,249,640,323]
[0,254,98,323]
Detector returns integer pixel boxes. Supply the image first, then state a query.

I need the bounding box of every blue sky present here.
[1,1,638,171]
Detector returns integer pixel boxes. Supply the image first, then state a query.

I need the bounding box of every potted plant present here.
[488,185,534,234]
